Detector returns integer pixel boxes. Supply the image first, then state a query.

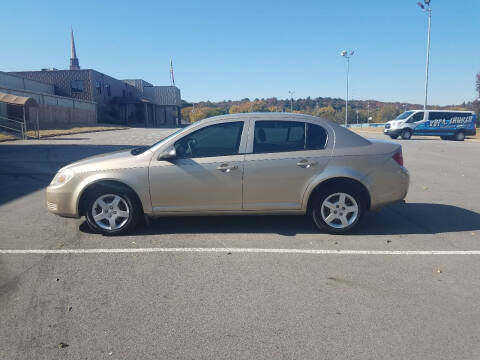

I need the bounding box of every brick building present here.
[8,30,181,127]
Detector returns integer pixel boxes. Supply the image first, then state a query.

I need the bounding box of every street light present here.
[288,90,295,112]
[341,50,355,127]
[418,0,432,110]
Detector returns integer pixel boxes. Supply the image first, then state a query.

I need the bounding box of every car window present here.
[306,123,328,150]
[174,121,244,158]
[407,112,424,123]
[254,121,305,153]
[428,112,446,121]
[395,111,414,120]
[253,121,327,153]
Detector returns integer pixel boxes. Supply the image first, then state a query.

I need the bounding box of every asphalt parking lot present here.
[1,128,480,359]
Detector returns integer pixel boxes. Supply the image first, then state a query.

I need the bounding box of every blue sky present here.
[1,0,479,105]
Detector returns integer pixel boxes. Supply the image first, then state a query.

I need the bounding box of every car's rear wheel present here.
[389,135,399,140]
[440,136,450,140]
[311,185,365,234]
[454,131,465,141]
[401,129,412,140]
[85,187,141,235]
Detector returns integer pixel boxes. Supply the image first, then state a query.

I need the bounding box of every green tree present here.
[376,105,401,123]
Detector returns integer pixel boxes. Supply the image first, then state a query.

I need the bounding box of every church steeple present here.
[70,28,80,70]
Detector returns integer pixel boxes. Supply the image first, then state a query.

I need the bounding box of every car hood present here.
[61,149,151,173]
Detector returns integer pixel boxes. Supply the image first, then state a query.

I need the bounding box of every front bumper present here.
[46,186,80,218]
[384,128,402,137]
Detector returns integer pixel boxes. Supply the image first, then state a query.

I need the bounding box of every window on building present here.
[105,84,111,97]
[71,80,84,93]
[95,81,102,94]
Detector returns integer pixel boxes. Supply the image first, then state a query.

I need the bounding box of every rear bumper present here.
[368,162,410,211]
[465,127,476,136]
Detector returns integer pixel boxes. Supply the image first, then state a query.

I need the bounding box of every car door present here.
[243,120,331,211]
[149,120,247,213]
[407,111,426,134]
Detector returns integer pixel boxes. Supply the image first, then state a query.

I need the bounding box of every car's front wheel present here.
[311,186,365,234]
[85,187,141,235]
[401,129,412,140]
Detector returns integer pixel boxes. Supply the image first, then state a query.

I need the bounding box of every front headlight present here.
[50,169,75,187]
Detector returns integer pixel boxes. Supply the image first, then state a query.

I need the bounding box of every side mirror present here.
[158,146,176,160]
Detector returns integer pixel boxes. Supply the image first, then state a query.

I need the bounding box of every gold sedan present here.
[46,113,409,235]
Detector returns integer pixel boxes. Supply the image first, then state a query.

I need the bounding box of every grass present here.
[1,123,127,142]
[0,132,15,141]
[25,124,127,139]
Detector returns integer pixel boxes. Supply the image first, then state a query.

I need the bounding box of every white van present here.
[384,110,477,141]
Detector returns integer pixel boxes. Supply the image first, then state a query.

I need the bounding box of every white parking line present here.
[1,248,480,255]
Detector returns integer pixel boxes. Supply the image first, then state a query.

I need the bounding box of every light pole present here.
[288,90,295,112]
[417,0,432,110]
[341,50,355,127]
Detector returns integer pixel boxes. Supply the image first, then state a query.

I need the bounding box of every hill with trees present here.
[181,73,480,125]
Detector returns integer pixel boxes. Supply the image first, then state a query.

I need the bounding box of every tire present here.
[85,185,142,235]
[389,135,399,140]
[401,129,412,140]
[454,131,465,141]
[311,184,366,234]
[440,136,449,140]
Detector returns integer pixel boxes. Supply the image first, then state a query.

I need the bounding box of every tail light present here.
[393,149,404,167]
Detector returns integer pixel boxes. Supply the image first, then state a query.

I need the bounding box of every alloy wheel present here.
[91,194,130,231]
[320,192,359,229]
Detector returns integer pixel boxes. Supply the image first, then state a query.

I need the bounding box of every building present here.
[6,30,181,127]
[0,71,97,129]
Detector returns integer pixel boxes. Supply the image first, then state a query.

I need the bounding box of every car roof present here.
[193,112,371,148]
[195,112,339,126]
[407,109,474,113]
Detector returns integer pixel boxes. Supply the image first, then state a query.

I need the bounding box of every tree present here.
[376,105,401,123]
[181,107,192,123]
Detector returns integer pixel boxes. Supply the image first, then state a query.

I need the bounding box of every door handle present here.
[216,163,238,173]
[296,159,317,168]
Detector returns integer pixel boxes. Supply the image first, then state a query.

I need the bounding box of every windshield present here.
[150,122,197,148]
[395,111,414,120]
[130,124,197,155]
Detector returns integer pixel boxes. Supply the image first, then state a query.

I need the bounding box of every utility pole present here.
[288,91,295,112]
